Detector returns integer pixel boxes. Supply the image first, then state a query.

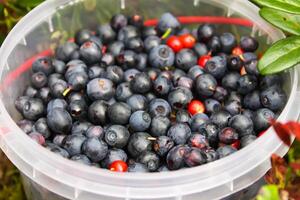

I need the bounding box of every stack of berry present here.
[15,12,287,172]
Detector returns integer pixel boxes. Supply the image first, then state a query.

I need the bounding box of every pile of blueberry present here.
[15,13,287,172]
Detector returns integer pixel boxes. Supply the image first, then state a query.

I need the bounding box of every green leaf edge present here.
[251,0,300,14]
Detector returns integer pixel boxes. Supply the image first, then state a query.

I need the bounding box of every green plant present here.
[251,0,300,75]
[0,0,45,44]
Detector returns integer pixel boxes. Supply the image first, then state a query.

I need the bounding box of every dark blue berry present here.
[175,49,197,71]
[210,111,232,129]
[167,123,192,145]
[253,108,275,132]
[150,116,171,137]
[184,148,207,167]
[127,132,152,158]
[82,137,108,162]
[63,134,86,156]
[196,74,217,96]
[148,45,175,69]
[153,136,174,157]
[149,98,171,117]
[229,114,253,137]
[260,86,287,111]
[166,145,190,170]
[108,102,132,125]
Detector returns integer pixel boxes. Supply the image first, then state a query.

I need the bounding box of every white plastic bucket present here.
[0,0,300,200]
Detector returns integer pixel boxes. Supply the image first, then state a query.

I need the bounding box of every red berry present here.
[188,100,205,115]
[109,160,128,172]
[166,36,183,53]
[179,34,196,48]
[231,140,240,149]
[198,55,211,68]
[232,46,244,56]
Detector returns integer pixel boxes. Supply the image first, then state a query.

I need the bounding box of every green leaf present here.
[260,7,300,35]
[17,0,44,8]
[278,0,300,7]
[256,185,280,200]
[251,0,300,14]
[258,36,300,75]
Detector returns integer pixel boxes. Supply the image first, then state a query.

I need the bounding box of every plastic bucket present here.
[0,0,300,200]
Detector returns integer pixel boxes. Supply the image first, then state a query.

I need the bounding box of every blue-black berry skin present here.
[260,86,287,111]
[101,148,127,169]
[62,134,86,157]
[166,145,190,170]
[150,116,171,137]
[127,132,152,158]
[253,108,275,132]
[167,123,192,145]
[229,114,254,137]
[82,137,108,162]
[129,111,151,132]
[137,151,160,172]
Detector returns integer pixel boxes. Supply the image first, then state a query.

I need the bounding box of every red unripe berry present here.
[179,34,196,48]
[231,140,240,150]
[188,100,205,115]
[109,160,128,172]
[166,36,183,53]
[232,46,244,56]
[198,55,211,68]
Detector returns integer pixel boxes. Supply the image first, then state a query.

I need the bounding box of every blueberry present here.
[193,43,208,56]
[33,118,51,139]
[24,86,38,98]
[130,72,152,94]
[148,45,175,69]
[17,119,33,134]
[205,56,227,79]
[260,86,287,111]
[31,72,47,89]
[47,108,72,134]
[124,69,140,82]
[184,148,207,167]
[28,132,45,145]
[68,100,87,119]
[188,134,209,150]
[150,116,171,137]
[85,126,104,139]
[149,98,171,117]
[55,42,79,62]
[22,98,45,120]
[63,134,86,156]
[47,99,67,113]
[213,86,229,102]
[88,65,105,79]
[116,50,136,69]
[237,75,257,95]
[144,35,161,53]
[115,82,133,102]
[82,137,108,162]
[75,29,93,45]
[224,100,242,115]
[68,92,88,104]
[198,122,219,147]
[71,121,92,135]
[242,109,254,121]
[222,72,240,90]
[242,52,257,63]
[260,75,282,89]
[70,154,91,165]
[216,145,237,158]
[240,135,257,148]
[210,111,231,129]
[87,78,115,101]
[96,24,116,44]
[80,41,102,65]
[228,55,243,71]
[135,53,147,71]
[126,37,144,53]
[108,102,132,125]
[108,41,125,56]
[245,60,259,76]
[207,36,222,54]
[153,136,174,157]
[88,100,108,125]
[220,32,236,53]
[110,14,128,31]
[156,12,181,35]
[32,57,54,75]
[15,96,30,113]
[227,91,243,103]
[104,65,124,84]
[37,87,51,103]
[218,127,238,144]
[196,74,217,96]
[128,162,149,172]
[188,65,205,80]
[118,25,139,42]
[168,87,193,109]
[175,49,197,71]
[240,36,258,52]
[166,145,190,170]
[67,72,89,91]
[243,90,262,110]
[145,92,157,102]
[52,59,66,74]
[167,123,192,145]
[126,94,148,112]
[204,99,221,115]
[137,151,160,172]
[127,132,152,158]
[172,69,186,84]
[64,60,87,80]
[142,27,157,39]
[101,148,127,169]
[101,53,115,67]
[253,108,275,132]
[49,145,70,158]
[153,75,172,96]
[176,76,194,90]
[197,24,215,42]
[229,114,253,136]
[205,148,219,162]
[129,111,151,132]
[176,110,191,124]
[190,113,210,132]
[49,79,67,98]
[53,134,66,146]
